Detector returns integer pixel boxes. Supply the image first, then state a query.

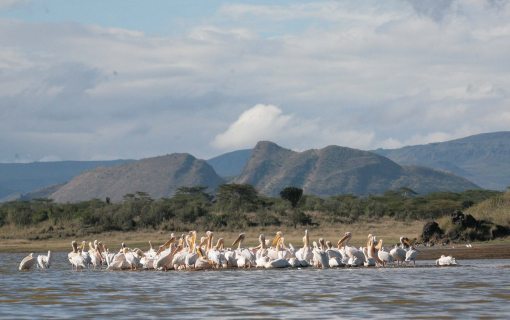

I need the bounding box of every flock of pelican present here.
[19,230,458,271]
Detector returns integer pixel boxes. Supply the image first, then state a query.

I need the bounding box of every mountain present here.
[207,149,252,176]
[0,182,68,203]
[50,153,226,203]
[0,160,134,196]
[372,131,510,190]
[233,141,480,197]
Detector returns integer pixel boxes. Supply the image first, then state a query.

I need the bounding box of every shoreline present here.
[2,234,510,260]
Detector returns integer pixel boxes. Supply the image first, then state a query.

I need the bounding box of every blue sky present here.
[0,0,509,163]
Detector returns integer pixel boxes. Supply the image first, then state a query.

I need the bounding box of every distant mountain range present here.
[2,131,508,203]
[232,141,479,197]
[50,154,225,203]
[371,131,510,190]
[0,160,134,200]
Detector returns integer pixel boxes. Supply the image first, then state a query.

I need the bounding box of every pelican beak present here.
[79,242,85,249]
[199,237,208,247]
[163,238,176,247]
[271,233,282,247]
[277,238,283,247]
[232,234,244,247]
[375,241,382,250]
[338,234,349,246]
[403,239,411,246]
[155,246,165,256]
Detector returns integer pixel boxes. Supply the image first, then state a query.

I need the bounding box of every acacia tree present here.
[216,183,259,211]
[280,187,303,208]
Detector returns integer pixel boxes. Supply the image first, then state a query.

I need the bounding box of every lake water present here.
[1,252,510,319]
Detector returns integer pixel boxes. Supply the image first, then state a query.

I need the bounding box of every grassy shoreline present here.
[2,219,510,260]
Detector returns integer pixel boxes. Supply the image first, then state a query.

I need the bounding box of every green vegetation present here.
[0,184,504,239]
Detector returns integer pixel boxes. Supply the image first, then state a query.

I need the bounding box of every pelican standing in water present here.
[232,233,256,267]
[390,237,408,266]
[436,255,458,266]
[19,253,37,270]
[37,251,52,269]
[405,244,419,266]
[375,239,393,267]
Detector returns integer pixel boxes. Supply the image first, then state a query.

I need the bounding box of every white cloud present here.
[211,104,375,151]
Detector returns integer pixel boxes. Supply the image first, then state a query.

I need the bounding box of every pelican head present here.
[338,232,352,247]
[162,236,176,248]
[403,237,412,246]
[199,237,208,247]
[155,245,166,256]
[319,238,325,250]
[232,233,246,247]
[272,231,283,247]
[326,241,332,249]
[215,238,225,250]
[375,239,383,250]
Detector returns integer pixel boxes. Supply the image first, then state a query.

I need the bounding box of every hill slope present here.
[50,154,225,203]
[233,141,480,197]
[0,159,134,198]
[372,131,510,190]
[207,149,252,176]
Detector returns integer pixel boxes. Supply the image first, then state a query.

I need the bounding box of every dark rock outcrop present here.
[422,221,443,242]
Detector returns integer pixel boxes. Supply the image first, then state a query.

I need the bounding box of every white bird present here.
[338,232,366,265]
[390,237,408,266]
[312,239,330,268]
[232,233,256,267]
[362,247,376,267]
[436,255,458,266]
[375,239,393,267]
[37,251,51,269]
[295,230,313,262]
[405,246,419,266]
[19,253,37,270]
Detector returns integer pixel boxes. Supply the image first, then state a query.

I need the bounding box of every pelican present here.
[295,230,313,262]
[390,237,408,266]
[436,255,458,266]
[268,231,284,260]
[153,237,178,271]
[68,241,79,268]
[79,241,91,267]
[338,232,366,265]
[195,246,214,270]
[366,234,382,266]
[89,241,102,269]
[362,247,376,267]
[37,251,51,269]
[19,253,37,270]
[123,247,142,270]
[265,238,291,268]
[375,239,393,267]
[312,238,329,268]
[405,245,419,266]
[232,233,256,267]
[255,234,269,267]
[208,238,226,268]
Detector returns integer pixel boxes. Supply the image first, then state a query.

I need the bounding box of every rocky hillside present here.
[0,159,133,199]
[50,154,225,203]
[372,131,510,190]
[233,141,480,197]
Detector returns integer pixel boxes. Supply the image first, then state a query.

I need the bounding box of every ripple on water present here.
[2,254,510,319]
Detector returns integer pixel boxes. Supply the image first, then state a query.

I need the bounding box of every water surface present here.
[2,253,510,319]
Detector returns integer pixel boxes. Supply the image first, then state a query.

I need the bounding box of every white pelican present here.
[37,251,51,269]
[325,241,343,260]
[208,238,226,268]
[19,253,37,270]
[312,239,330,268]
[79,241,91,267]
[265,238,291,268]
[366,235,382,266]
[153,237,178,271]
[436,255,458,266]
[89,241,102,269]
[390,237,408,266]
[295,230,313,262]
[195,246,214,270]
[68,241,79,268]
[405,245,419,266]
[375,239,393,267]
[338,232,366,265]
[268,231,284,260]
[362,247,376,267]
[232,233,256,267]
[123,247,142,270]
[255,234,269,267]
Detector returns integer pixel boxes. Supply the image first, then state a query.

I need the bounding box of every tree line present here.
[0,184,502,234]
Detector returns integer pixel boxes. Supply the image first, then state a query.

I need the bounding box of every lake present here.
[1,252,510,319]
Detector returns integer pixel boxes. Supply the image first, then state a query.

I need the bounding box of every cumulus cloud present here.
[211,104,375,151]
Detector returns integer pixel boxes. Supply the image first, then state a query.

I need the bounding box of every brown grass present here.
[465,192,510,227]
[0,217,426,253]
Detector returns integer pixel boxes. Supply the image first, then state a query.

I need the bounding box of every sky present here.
[1,0,509,163]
